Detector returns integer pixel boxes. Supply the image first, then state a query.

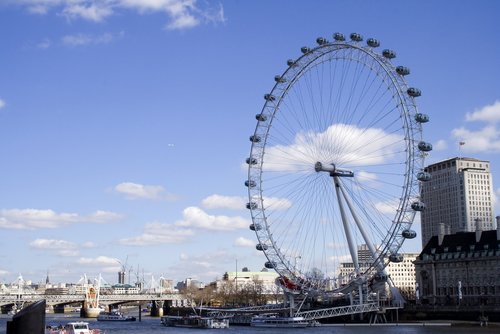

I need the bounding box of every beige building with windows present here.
[420,157,495,247]
[337,245,418,295]
[414,224,500,306]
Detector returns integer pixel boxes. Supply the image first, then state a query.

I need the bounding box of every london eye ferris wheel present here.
[246,32,432,296]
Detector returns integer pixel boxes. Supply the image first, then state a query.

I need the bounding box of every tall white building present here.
[420,157,495,247]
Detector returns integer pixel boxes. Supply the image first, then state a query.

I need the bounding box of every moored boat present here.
[97,310,136,321]
[160,315,229,329]
[250,314,310,328]
[45,321,103,334]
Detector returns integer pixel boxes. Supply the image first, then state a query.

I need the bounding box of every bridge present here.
[0,293,186,317]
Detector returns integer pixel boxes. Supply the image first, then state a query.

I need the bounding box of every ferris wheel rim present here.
[246,32,428,294]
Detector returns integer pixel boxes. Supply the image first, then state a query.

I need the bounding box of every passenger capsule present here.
[274,75,286,83]
[389,254,404,263]
[350,33,363,42]
[333,32,345,41]
[402,229,417,239]
[417,171,432,182]
[265,261,277,269]
[287,59,297,67]
[250,135,261,143]
[249,223,262,231]
[411,201,426,211]
[373,272,388,282]
[316,37,328,45]
[301,46,311,54]
[418,141,433,152]
[246,157,258,165]
[264,93,276,101]
[415,113,429,123]
[245,180,256,188]
[367,38,380,47]
[407,87,421,97]
[246,202,258,210]
[256,244,268,251]
[255,113,267,122]
[396,66,410,76]
[382,49,396,59]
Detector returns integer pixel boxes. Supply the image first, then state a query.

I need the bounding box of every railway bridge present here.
[0,293,186,317]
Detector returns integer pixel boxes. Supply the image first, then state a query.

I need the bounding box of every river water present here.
[0,313,498,334]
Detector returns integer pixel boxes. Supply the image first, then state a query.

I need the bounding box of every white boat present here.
[97,310,136,321]
[250,314,311,328]
[161,315,229,329]
[45,321,103,334]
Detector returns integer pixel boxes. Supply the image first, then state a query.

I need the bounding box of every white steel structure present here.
[420,157,494,247]
[246,32,431,299]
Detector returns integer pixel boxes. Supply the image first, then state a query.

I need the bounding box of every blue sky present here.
[0,0,499,286]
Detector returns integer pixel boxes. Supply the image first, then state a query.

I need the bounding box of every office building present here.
[420,157,494,246]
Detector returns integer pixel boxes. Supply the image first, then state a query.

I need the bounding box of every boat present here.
[160,315,229,329]
[45,321,103,334]
[250,314,311,328]
[97,310,136,321]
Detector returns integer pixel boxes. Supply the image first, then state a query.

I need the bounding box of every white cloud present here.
[465,100,500,123]
[30,238,81,257]
[433,139,448,151]
[450,101,500,153]
[264,124,403,172]
[175,206,250,231]
[114,182,177,201]
[77,255,122,273]
[14,0,226,30]
[61,1,113,22]
[119,222,194,246]
[234,237,254,247]
[201,194,246,210]
[62,32,123,46]
[37,38,51,49]
[170,250,232,282]
[0,208,122,230]
[166,12,198,30]
[0,99,5,109]
[30,238,76,250]
[87,210,123,223]
[451,125,500,153]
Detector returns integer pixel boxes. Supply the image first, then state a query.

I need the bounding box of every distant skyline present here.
[0,0,499,285]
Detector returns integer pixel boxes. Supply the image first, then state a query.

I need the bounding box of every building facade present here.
[420,157,495,247]
[414,225,500,307]
[337,245,418,295]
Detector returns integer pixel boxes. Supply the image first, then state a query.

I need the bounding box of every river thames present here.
[0,313,498,334]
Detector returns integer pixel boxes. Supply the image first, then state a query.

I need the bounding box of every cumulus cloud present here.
[234,237,254,247]
[37,38,52,49]
[13,0,226,30]
[465,100,500,123]
[451,125,500,153]
[114,182,177,201]
[0,99,5,109]
[119,222,194,246]
[175,206,250,231]
[170,250,232,282]
[433,139,448,151]
[30,238,80,256]
[201,194,246,210]
[0,208,122,230]
[451,101,500,153]
[62,31,123,46]
[78,255,119,265]
[264,124,403,173]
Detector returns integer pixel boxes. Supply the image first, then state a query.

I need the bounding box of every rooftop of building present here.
[418,229,500,260]
[426,157,489,167]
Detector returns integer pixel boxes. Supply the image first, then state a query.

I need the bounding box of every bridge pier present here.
[150,300,164,317]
